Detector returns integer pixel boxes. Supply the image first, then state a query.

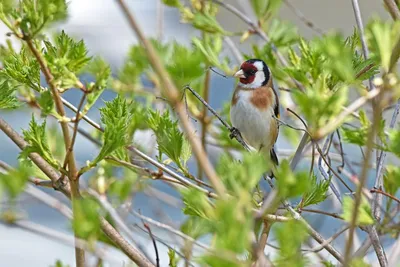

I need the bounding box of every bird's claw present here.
[229,127,240,139]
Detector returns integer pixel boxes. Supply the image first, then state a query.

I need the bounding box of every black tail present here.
[270,148,279,166]
[269,148,279,179]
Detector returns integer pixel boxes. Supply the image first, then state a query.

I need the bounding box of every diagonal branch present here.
[116,0,226,197]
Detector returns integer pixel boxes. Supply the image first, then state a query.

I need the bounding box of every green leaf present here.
[181,187,213,219]
[250,0,282,22]
[217,153,268,195]
[0,164,30,199]
[37,90,55,116]
[20,115,60,169]
[191,12,227,34]
[300,174,330,208]
[83,57,111,114]
[274,220,308,267]
[147,110,191,174]
[342,196,374,226]
[72,197,102,243]
[267,19,298,48]
[51,260,71,267]
[388,130,400,158]
[0,77,19,109]
[0,0,67,37]
[383,166,400,196]
[275,160,311,198]
[366,18,400,72]
[2,47,40,91]
[349,258,371,267]
[162,0,182,8]
[89,96,133,168]
[44,30,91,90]
[292,76,348,132]
[168,248,179,267]
[315,33,355,82]
[166,42,205,88]
[108,170,137,202]
[341,110,370,146]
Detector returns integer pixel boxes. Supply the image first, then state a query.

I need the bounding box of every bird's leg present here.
[229,126,242,139]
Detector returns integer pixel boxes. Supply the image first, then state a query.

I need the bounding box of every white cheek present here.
[237,71,265,89]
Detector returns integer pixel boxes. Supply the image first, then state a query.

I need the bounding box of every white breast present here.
[230,90,275,152]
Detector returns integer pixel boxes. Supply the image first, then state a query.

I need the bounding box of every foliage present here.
[0,164,30,199]
[20,115,60,169]
[44,31,91,90]
[342,196,374,226]
[1,0,400,266]
[300,174,330,208]
[89,96,133,168]
[147,110,191,174]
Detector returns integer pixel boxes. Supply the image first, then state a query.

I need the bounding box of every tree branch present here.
[116,0,226,196]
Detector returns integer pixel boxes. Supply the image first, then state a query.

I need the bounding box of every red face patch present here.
[240,62,257,84]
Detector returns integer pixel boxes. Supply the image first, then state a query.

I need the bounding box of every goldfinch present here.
[230,59,280,166]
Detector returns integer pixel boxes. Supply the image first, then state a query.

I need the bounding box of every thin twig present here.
[303,226,349,253]
[183,85,251,150]
[299,208,344,220]
[143,223,160,267]
[373,99,400,220]
[383,0,400,20]
[370,188,400,204]
[283,0,324,35]
[5,220,122,265]
[0,117,154,267]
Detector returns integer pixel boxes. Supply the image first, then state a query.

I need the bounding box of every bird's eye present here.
[248,69,257,75]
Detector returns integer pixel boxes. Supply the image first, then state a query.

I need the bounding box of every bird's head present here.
[234,59,270,89]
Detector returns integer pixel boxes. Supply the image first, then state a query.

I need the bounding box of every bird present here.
[230,58,280,167]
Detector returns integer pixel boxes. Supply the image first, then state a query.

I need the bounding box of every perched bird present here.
[230,59,280,166]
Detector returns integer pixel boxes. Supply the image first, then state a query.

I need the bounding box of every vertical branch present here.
[383,0,400,20]
[198,68,211,180]
[24,38,85,266]
[156,0,164,40]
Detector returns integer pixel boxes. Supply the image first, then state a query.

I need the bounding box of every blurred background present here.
[0,0,394,266]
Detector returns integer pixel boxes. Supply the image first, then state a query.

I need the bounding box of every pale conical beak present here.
[234,69,246,79]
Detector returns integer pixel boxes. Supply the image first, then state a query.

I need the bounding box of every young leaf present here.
[44,30,91,90]
[83,57,111,114]
[342,196,374,226]
[37,90,55,116]
[274,220,308,267]
[1,0,67,37]
[72,197,102,243]
[275,159,311,198]
[168,248,179,267]
[0,164,30,199]
[300,174,330,208]
[20,115,60,169]
[383,166,400,196]
[147,110,191,174]
[366,19,400,72]
[0,78,19,109]
[162,0,182,8]
[217,153,268,194]
[2,48,40,91]
[89,96,133,168]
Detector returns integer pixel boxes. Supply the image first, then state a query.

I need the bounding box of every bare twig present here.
[383,0,400,20]
[299,208,344,220]
[303,226,349,253]
[5,220,122,265]
[143,223,160,267]
[283,0,324,35]
[370,188,400,203]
